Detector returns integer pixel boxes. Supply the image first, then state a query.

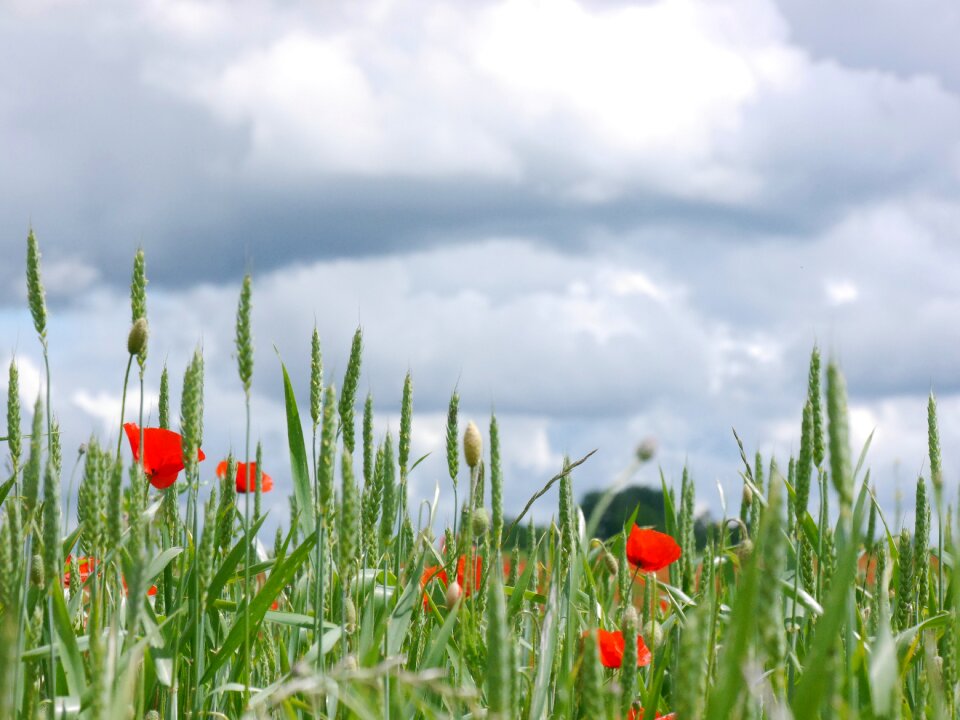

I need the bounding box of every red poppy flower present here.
[124,423,205,490]
[627,710,675,720]
[625,527,681,573]
[420,555,483,607]
[64,555,156,596]
[216,460,273,493]
[584,628,652,668]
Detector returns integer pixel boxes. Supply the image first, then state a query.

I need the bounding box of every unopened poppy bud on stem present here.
[463,421,482,468]
[472,508,490,537]
[127,317,148,356]
[446,580,463,609]
[643,620,663,648]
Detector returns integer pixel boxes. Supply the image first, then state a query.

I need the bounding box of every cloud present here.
[2,0,960,300]
[1,0,958,528]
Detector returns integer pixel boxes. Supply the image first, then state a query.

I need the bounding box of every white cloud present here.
[127,0,960,212]
[825,279,858,306]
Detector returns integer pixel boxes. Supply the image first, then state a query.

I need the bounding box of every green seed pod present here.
[463,421,482,469]
[472,507,490,537]
[485,572,511,718]
[643,620,663,648]
[635,437,656,463]
[799,534,815,595]
[42,459,61,587]
[158,365,170,430]
[941,612,957,713]
[362,393,374,488]
[826,361,852,509]
[235,274,254,394]
[198,486,218,600]
[30,552,44,587]
[130,248,147,322]
[340,449,360,583]
[22,396,43,519]
[399,372,412,477]
[508,545,520,587]
[179,350,204,480]
[362,441,384,561]
[130,249,148,368]
[6,361,21,473]
[679,465,696,595]
[929,393,943,489]
[310,326,323,429]
[489,414,503,550]
[795,399,814,523]
[445,580,462,609]
[895,529,914,632]
[217,455,237,552]
[26,229,47,340]
[871,540,887,637]
[273,526,284,560]
[344,595,357,627]
[0,516,14,609]
[915,475,930,609]
[821,529,836,598]
[620,605,639,715]
[318,384,338,523]
[127,317,148,357]
[339,327,363,453]
[809,345,824,468]
[107,460,123,552]
[379,433,397,550]
[445,392,459,486]
[618,540,630,612]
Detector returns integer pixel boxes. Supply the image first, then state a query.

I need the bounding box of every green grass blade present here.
[280,358,315,536]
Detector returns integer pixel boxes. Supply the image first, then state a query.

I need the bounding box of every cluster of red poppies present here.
[122,423,272,492]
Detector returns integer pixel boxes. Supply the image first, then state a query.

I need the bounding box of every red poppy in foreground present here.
[421,555,484,607]
[216,460,273,493]
[627,710,676,720]
[626,527,682,573]
[584,628,652,668]
[124,423,205,490]
[64,555,156,596]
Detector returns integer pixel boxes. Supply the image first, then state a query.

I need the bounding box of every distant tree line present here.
[503,483,709,550]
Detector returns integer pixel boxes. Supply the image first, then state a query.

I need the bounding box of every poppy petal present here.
[626,527,682,573]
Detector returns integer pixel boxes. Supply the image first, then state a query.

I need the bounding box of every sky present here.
[1,0,959,532]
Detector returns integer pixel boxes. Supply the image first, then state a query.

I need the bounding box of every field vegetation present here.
[0,233,956,719]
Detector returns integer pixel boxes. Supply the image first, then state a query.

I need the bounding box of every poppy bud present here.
[463,421,482,468]
[344,596,357,631]
[446,580,463,609]
[127,317,148,356]
[145,712,161,720]
[623,604,638,626]
[635,437,657,463]
[472,508,490,537]
[603,551,619,575]
[742,483,753,505]
[643,620,663,648]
